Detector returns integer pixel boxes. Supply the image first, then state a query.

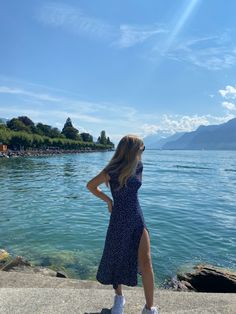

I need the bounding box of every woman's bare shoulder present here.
[102,169,111,183]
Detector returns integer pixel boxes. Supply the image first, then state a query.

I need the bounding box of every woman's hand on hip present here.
[107,198,113,214]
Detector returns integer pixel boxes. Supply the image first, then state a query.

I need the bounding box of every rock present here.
[56,270,68,278]
[176,263,236,292]
[0,249,10,262]
[0,254,69,278]
[1,256,31,271]
[33,266,57,277]
[4,147,114,158]
[178,280,196,291]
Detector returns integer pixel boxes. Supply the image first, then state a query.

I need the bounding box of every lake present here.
[1,150,235,288]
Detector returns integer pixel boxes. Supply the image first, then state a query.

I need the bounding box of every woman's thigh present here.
[138,228,152,270]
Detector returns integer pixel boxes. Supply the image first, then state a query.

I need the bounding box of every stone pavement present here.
[0,271,235,314]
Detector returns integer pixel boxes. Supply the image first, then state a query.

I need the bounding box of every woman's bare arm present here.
[86,170,112,204]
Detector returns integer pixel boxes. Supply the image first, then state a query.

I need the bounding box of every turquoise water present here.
[1,150,236,288]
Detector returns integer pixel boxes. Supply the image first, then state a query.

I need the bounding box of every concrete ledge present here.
[1,271,236,313]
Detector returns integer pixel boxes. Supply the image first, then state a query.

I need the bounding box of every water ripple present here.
[1,150,236,286]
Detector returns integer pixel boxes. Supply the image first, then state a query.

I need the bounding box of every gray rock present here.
[173,264,236,292]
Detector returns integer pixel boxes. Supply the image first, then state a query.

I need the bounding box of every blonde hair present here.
[103,134,144,191]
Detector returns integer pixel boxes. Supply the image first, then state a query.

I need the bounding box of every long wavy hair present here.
[103,134,144,190]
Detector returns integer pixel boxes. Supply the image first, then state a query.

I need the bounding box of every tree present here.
[0,124,11,144]
[18,116,35,127]
[35,123,51,136]
[0,118,7,125]
[63,117,73,128]
[7,118,30,132]
[107,137,115,148]
[50,127,62,138]
[35,123,62,138]
[80,132,93,142]
[61,117,79,140]
[3,115,114,151]
[99,130,107,145]
[97,132,114,148]
[10,132,33,150]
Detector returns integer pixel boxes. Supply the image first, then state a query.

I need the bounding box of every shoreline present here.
[1,251,236,293]
[0,147,114,158]
[1,272,236,314]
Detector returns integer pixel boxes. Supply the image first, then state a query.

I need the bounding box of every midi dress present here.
[96,160,150,289]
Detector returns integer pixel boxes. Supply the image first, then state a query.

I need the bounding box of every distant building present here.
[0,143,8,152]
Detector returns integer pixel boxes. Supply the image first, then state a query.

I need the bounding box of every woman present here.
[86,134,159,314]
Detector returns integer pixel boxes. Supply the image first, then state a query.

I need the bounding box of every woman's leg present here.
[114,284,123,295]
[138,228,155,310]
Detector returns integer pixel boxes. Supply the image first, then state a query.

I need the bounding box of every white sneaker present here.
[141,304,159,314]
[111,294,126,314]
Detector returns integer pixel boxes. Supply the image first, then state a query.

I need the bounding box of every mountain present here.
[162,117,236,150]
[143,131,184,149]
[152,132,186,149]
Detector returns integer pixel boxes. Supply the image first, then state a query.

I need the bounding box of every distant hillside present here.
[0,115,114,151]
[153,132,186,149]
[162,117,236,150]
[143,131,185,149]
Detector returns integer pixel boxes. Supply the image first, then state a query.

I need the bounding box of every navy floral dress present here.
[96,160,150,289]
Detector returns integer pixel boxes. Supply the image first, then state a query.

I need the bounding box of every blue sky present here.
[0,0,236,144]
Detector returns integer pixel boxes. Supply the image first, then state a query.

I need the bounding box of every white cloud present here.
[37,3,168,49]
[160,114,210,133]
[37,2,113,40]
[114,24,168,48]
[140,124,162,135]
[219,85,236,112]
[35,3,236,72]
[0,86,62,102]
[1,79,235,143]
[219,85,236,99]
[0,82,142,135]
[140,113,236,137]
[222,101,236,111]
[152,32,236,70]
[35,3,236,71]
[0,106,103,124]
[205,113,236,123]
